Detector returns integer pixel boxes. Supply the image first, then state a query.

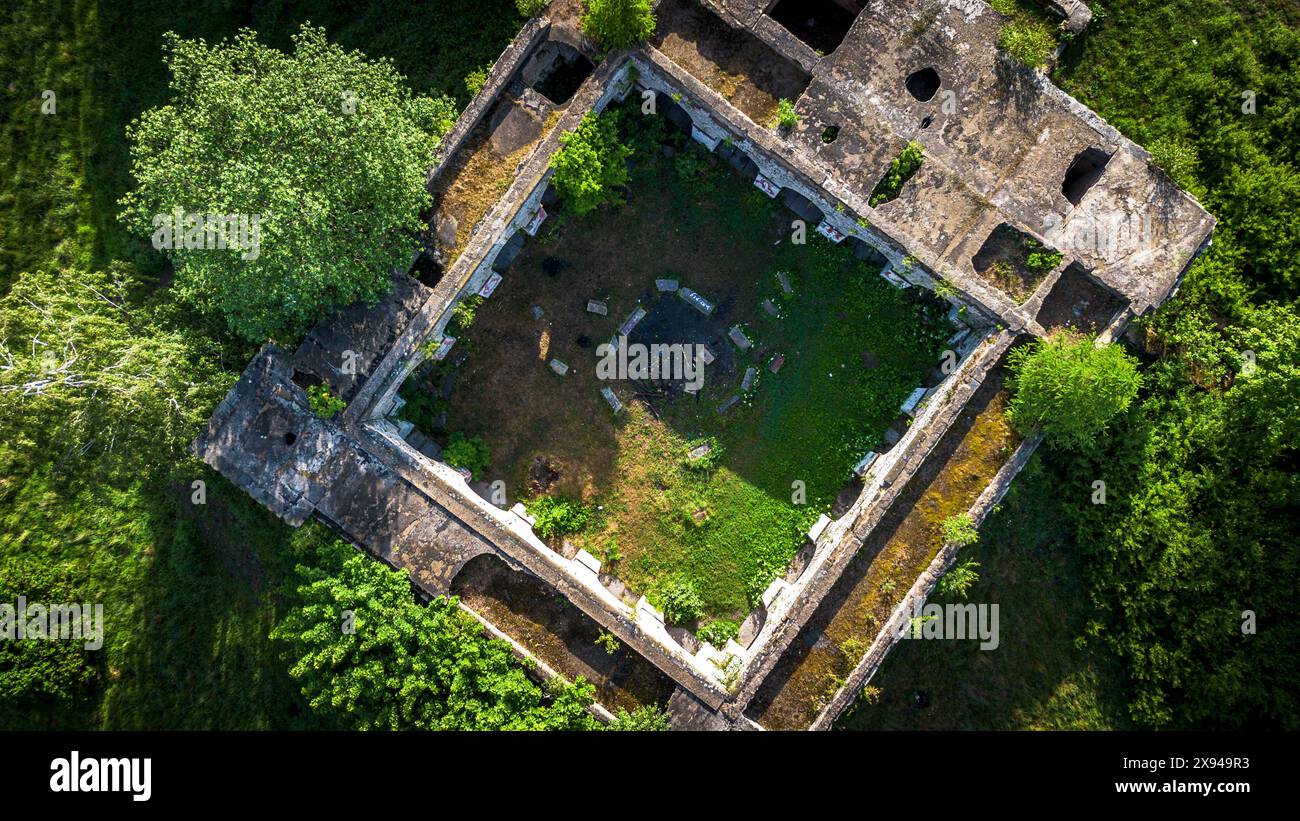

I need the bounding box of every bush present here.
[657,578,704,626]
[550,112,632,215]
[1006,333,1142,450]
[516,0,548,17]
[774,98,799,129]
[941,513,979,548]
[526,495,591,539]
[307,384,346,419]
[696,619,739,648]
[448,294,484,336]
[608,705,670,730]
[581,0,656,51]
[443,432,490,478]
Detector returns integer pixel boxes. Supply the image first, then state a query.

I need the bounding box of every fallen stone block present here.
[770,353,785,374]
[816,220,846,243]
[718,394,740,413]
[901,386,927,416]
[587,299,608,316]
[550,358,569,376]
[741,366,757,391]
[687,442,712,461]
[762,299,780,317]
[677,287,715,316]
[808,513,832,542]
[776,271,793,293]
[478,272,502,298]
[656,278,680,293]
[600,386,622,413]
[853,451,879,477]
[530,305,545,320]
[618,306,647,336]
[728,325,752,351]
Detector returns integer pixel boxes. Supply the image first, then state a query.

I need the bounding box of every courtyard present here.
[401,102,953,627]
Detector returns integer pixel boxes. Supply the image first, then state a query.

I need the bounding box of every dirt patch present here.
[1035,262,1126,334]
[971,223,1061,302]
[653,0,811,126]
[451,554,677,713]
[746,367,1022,730]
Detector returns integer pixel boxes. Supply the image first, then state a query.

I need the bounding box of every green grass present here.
[990,0,1061,68]
[835,454,1130,730]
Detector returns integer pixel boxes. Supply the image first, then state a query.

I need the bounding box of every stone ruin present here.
[196,0,1214,730]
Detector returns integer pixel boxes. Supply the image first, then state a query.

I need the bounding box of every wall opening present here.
[905,67,941,102]
[1061,147,1111,205]
[531,44,595,105]
[766,0,864,55]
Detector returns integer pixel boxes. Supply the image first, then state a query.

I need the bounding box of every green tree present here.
[119,25,456,342]
[581,0,656,51]
[443,432,490,478]
[550,112,632,215]
[1006,333,1142,449]
[272,540,599,730]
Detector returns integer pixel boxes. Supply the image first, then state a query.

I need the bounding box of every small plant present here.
[658,577,704,626]
[443,432,490,478]
[595,629,620,655]
[449,294,484,336]
[516,0,547,17]
[527,495,591,539]
[1026,248,1063,274]
[696,619,739,647]
[307,383,346,419]
[464,63,491,97]
[839,636,869,663]
[937,558,981,599]
[860,684,882,705]
[879,579,897,594]
[581,0,656,51]
[942,513,980,548]
[608,705,670,730]
[602,538,622,568]
[932,277,957,300]
[774,98,799,129]
[870,140,924,206]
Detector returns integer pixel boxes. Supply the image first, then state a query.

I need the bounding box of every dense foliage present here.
[271,539,600,730]
[119,25,455,342]
[1006,333,1142,449]
[581,0,656,52]
[1048,0,1300,728]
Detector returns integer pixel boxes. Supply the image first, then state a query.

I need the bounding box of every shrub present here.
[449,294,484,335]
[307,383,346,419]
[581,0,656,51]
[443,432,490,478]
[608,704,671,730]
[696,619,739,647]
[774,98,799,129]
[658,578,704,626]
[464,64,491,97]
[516,0,548,17]
[869,140,924,206]
[941,513,980,548]
[1026,248,1063,274]
[595,630,620,655]
[527,495,591,539]
[550,112,632,214]
[998,20,1055,68]
[1006,332,1142,449]
[936,558,981,598]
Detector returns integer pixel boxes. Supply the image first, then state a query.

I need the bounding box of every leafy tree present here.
[119,25,456,342]
[443,432,490,478]
[550,112,632,215]
[1006,333,1142,450]
[696,619,738,647]
[581,0,656,52]
[272,540,600,730]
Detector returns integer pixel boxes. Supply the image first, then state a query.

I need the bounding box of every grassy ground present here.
[0,0,522,729]
[835,453,1130,730]
[435,106,951,620]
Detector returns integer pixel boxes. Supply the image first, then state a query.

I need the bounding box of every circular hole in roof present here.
[284,432,298,446]
[821,125,840,143]
[905,67,941,102]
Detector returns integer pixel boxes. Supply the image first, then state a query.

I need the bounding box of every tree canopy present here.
[119,24,456,342]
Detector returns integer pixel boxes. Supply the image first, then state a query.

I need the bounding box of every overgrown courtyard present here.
[402,102,952,625]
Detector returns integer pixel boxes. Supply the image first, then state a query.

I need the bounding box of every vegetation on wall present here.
[550,111,633,215]
[581,0,656,52]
